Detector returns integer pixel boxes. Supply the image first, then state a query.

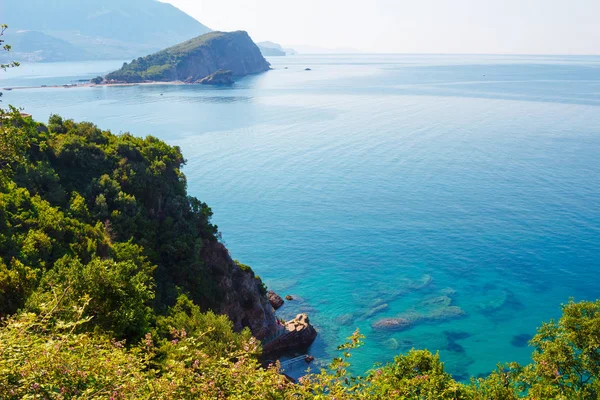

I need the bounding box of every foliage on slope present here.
[1,110,600,398]
[0,109,258,339]
[2,295,600,399]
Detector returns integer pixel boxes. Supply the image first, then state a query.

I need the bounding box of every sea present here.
[2,54,600,380]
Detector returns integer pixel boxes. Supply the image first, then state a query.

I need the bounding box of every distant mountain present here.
[257,41,297,57]
[258,41,284,51]
[0,30,88,62]
[0,0,212,61]
[258,44,286,57]
[105,31,270,83]
[287,44,361,54]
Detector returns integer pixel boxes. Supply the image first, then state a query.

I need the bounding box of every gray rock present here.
[263,313,318,355]
[197,70,234,85]
[204,242,278,341]
[267,290,284,310]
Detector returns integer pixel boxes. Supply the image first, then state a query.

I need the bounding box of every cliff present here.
[105,31,270,83]
[202,242,278,340]
[0,113,281,343]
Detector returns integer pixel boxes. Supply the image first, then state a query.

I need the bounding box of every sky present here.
[161,0,600,54]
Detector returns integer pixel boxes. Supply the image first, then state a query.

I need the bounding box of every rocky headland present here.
[104,31,270,84]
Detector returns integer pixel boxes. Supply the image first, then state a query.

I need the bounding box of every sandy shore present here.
[4,81,187,91]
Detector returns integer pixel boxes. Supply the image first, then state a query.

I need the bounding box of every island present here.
[104,31,270,85]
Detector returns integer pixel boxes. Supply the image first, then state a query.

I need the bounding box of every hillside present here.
[0,111,277,340]
[105,31,270,83]
[0,0,211,61]
[1,111,600,398]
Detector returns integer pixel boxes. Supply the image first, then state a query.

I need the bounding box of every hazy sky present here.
[161,0,600,54]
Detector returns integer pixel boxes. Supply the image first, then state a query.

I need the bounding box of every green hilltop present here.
[105,31,271,83]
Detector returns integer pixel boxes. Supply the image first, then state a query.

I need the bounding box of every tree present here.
[513,299,600,399]
[0,108,28,175]
[1,24,20,102]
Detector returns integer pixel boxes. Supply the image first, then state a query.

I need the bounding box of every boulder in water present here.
[262,313,318,355]
[267,290,284,310]
[428,306,466,321]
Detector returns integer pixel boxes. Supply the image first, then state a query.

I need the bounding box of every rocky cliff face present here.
[176,32,270,79]
[201,241,277,340]
[262,314,318,355]
[106,31,270,83]
[198,242,317,352]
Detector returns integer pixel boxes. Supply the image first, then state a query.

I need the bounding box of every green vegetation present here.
[2,20,600,399]
[0,109,231,336]
[2,110,600,398]
[106,32,233,83]
[105,31,269,84]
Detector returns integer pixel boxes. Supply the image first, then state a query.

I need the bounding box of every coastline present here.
[4,81,187,91]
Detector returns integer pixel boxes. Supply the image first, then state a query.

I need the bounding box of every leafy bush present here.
[0,295,291,400]
[2,110,600,398]
[0,111,223,327]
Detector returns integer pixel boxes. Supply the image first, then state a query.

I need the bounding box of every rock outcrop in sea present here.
[372,292,466,332]
[268,290,285,310]
[105,31,270,84]
[263,314,318,355]
[209,254,316,353]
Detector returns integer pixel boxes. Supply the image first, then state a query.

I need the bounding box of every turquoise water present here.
[3,55,600,379]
